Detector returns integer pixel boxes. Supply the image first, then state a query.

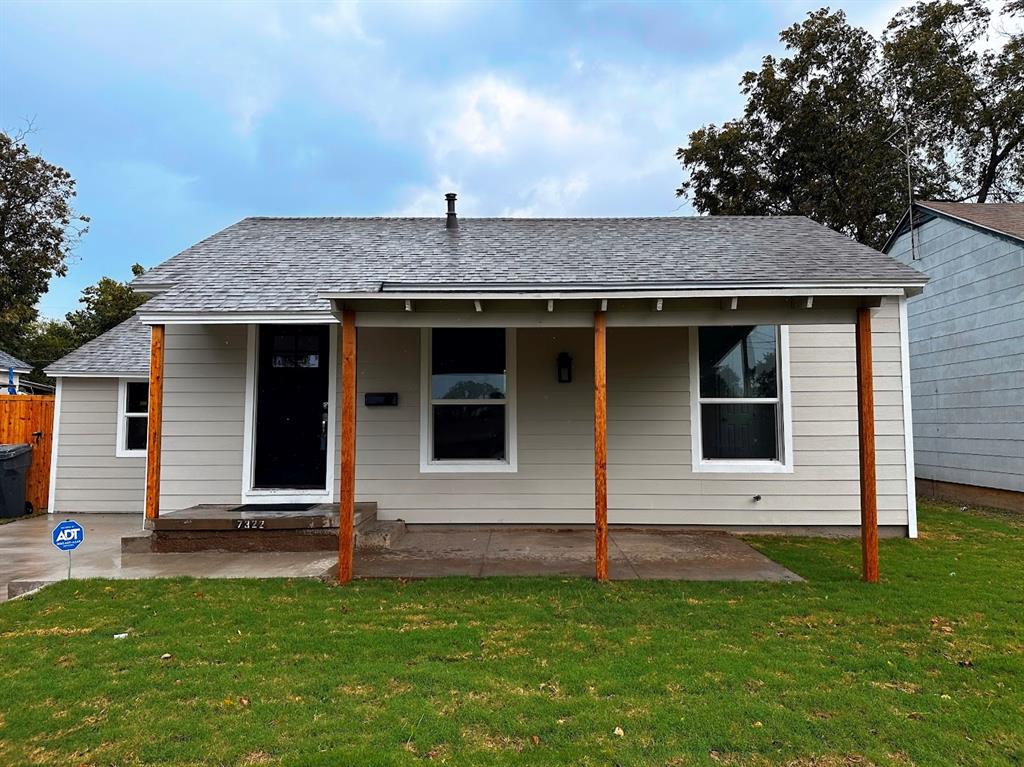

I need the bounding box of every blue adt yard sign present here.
[52,520,84,579]
[52,520,84,551]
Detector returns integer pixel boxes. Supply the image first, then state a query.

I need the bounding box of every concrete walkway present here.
[0,515,801,600]
[354,526,802,582]
[0,514,334,600]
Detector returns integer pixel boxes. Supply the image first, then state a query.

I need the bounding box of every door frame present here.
[240,323,338,504]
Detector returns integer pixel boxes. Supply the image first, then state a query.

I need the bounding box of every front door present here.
[253,325,330,489]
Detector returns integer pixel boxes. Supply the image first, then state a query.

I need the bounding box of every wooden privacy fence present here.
[0,394,55,513]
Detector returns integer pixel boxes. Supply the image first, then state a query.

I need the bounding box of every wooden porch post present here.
[338,310,357,584]
[144,324,165,521]
[856,306,879,583]
[594,311,609,582]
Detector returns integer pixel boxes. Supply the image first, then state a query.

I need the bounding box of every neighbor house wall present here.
[158,324,247,512]
[889,217,1024,493]
[356,299,910,529]
[52,377,146,513]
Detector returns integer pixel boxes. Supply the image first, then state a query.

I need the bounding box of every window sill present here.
[419,460,518,474]
[115,448,147,459]
[693,460,792,474]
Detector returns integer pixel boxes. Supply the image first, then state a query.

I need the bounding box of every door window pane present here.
[701,403,778,460]
[431,328,506,399]
[433,404,505,461]
[699,326,778,398]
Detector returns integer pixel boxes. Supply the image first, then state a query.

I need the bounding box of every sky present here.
[1,0,906,320]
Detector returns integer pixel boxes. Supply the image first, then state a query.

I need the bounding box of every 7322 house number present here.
[235,520,266,530]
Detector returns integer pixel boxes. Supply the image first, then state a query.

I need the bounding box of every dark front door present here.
[253,325,330,489]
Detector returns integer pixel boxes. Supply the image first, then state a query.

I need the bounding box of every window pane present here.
[699,326,778,398]
[125,415,148,451]
[433,404,505,461]
[431,328,506,399]
[701,403,778,460]
[125,382,149,414]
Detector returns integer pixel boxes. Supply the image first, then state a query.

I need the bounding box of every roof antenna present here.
[886,122,917,260]
[445,192,458,230]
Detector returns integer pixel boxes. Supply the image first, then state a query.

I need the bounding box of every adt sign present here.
[52,520,84,551]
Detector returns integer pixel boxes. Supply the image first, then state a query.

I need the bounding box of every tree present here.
[17,265,147,382]
[65,263,147,344]
[0,129,89,351]
[884,0,1024,202]
[677,2,1023,248]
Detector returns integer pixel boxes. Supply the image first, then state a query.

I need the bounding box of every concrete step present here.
[355,520,406,551]
[136,502,383,553]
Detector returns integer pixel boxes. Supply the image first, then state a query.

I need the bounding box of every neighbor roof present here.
[917,201,1024,243]
[46,315,151,377]
[0,349,31,373]
[884,201,1024,252]
[133,216,928,316]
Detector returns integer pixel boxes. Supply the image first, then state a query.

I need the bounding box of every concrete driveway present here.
[0,514,334,601]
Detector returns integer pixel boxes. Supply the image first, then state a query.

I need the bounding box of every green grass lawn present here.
[1,501,1021,767]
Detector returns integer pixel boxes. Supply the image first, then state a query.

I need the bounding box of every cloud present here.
[432,76,598,158]
[309,0,377,43]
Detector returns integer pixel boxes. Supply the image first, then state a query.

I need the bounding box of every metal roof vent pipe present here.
[445,192,458,229]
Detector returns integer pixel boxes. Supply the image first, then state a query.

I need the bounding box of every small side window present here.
[117,379,149,457]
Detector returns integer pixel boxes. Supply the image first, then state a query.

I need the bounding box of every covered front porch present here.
[136,289,902,584]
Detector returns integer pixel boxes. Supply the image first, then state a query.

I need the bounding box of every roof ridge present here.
[240,215,808,222]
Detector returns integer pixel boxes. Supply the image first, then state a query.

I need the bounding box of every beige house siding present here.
[158,324,247,512]
[357,298,909,528]
[52,377,146,513]
[75,303,908,529]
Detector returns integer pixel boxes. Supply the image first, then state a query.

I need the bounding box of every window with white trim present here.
[692,325,790,470]
[421,328,517,472]
[116,379,149,457]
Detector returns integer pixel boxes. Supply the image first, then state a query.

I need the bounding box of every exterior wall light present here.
[557,352,573,384]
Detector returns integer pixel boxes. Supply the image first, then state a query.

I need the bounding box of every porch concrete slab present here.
[610,530,802,582]
[355,526,800,582]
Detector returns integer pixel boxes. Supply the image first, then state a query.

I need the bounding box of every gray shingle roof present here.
[45,315,150,377]
[0,349,31,373]
[135,216,928,314]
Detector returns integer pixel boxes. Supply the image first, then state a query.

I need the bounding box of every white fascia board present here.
[46,371,149,379]
[319,284,918,302]
[136,311,338,325]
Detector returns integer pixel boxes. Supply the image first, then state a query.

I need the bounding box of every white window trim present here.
[241,324,338,504]
[689,325,793,474]
[115,377,149,458]
[419,327,518,473]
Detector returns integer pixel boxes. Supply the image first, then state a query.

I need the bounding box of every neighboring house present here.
[885,201,1024,511]
[45,316,151,514]
[47,198,928,544]
[0,349,31,394]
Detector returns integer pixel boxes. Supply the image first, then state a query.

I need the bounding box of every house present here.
[46,196,929,581]
[0,349,32,394]
[884,201,1023,512]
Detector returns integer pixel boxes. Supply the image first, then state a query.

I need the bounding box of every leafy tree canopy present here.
[0,128,89,350]
[677,1,1023,249]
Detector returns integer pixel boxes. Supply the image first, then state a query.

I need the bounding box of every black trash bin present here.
[0,444,33,518]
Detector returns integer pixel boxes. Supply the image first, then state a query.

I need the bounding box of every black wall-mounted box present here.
[364,392,399,407]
